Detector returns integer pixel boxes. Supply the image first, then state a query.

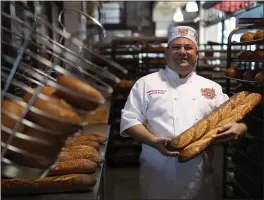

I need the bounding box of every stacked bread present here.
[226,68,264,85]
[2,174,97,195]
[2,132,108,195]
[240,30,264,42]
[238,30,264,62]
[168,91,262,162]
[1,75,105,169]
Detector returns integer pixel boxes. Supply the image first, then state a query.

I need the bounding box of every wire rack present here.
[223,18,264,200]
[1,1,127,179]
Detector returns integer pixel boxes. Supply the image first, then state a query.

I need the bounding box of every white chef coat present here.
[120,66,229,200]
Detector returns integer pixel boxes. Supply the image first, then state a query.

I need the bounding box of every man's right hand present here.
[151,137,179,157]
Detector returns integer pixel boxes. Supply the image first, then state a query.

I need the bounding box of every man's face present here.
[165,37,199,78]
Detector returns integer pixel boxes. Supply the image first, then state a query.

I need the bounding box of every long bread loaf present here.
[178,93,262,162]
[66,134,107,144]
[58,151,104,164]
[49,159,97,175]
[2,174,96,196]
[62,144,98,154]
[64,139,100,150]
[169,91,250,150]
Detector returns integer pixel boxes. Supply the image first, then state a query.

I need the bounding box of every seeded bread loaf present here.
[2,174,96,196]
[64,139,100,150]
[58,151,104,165]
[62,144,98,154]
[49,159,97,175]
[66,134,107,144]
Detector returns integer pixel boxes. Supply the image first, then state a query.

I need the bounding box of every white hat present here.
[168,26,198,49]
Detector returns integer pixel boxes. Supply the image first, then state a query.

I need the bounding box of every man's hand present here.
[151,137,179,157]
[214,122,248,144]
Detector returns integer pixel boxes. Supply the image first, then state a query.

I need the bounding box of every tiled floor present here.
[104,145,224,200]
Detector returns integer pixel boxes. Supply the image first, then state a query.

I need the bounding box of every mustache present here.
[174,57,188,60]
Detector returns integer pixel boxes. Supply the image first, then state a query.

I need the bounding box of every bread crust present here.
[177,92,262,162]
[169,91,250,150]
[2,174,97,196]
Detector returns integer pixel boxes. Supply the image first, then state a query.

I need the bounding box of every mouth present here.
[175,58,188,61]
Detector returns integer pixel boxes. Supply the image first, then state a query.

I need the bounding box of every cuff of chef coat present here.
[120,121,142,137]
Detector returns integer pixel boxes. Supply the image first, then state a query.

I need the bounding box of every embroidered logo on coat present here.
[201,88,216,100]
[178,28,188,36]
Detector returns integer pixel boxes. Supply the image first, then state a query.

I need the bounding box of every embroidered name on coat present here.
[201,88,216,100]
[147,90,167,95]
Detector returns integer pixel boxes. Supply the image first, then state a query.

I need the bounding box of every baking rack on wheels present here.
[223,18,264,200]
[1,2,126,200]
[106,37,167,166]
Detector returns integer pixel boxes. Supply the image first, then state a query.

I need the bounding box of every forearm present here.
[125,124,157,147]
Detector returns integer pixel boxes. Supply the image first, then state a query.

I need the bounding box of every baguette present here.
[55,75,105,111]
[64,140,100,151]
[62,145,98,154]
[2,174,96,196]
[82,133,108,143]
[49,159,97,175]
[66,134,106,144]
[178,93,262,162]
[58,151,104,164]
[169,91,250,150]
[23,86,83,125]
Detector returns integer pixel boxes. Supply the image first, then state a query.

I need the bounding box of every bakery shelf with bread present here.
[1,3,125,193]
[2,125,110,198]
[221,17,264,199]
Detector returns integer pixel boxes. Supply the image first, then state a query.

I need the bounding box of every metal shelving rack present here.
[223,18,264,200]
[1,1,126,180]
[197,43,243,93]
[105,37,167,166]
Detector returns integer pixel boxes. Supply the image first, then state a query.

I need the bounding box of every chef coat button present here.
[174,98,177,100]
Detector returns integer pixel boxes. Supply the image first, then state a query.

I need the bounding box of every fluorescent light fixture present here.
[173,7,184,22]
[193,16,200,23]
[186,1,198,12]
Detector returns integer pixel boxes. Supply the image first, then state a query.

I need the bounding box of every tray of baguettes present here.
[2,132,108,196]
[168,91,262,162]
[1,71,110,196]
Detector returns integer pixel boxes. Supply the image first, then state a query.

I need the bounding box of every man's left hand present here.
[214,122,248,144]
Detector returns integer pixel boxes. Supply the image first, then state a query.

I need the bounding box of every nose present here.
[178,46,186,55]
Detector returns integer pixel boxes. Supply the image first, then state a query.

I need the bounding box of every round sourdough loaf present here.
[243,70,259,81]
[255,71,264,84]
[240,32,255,42]
[238,50,254,60]
[253,30,264,40]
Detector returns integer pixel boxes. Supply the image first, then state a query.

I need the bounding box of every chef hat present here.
[168,26,198,49]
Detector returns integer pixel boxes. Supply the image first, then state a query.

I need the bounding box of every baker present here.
[120,26,248,200]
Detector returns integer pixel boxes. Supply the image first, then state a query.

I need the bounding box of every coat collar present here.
[165,66,196,83]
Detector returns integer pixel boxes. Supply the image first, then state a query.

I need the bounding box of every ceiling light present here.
[193,16,200,23]
[186,1,198,12]
[173,7,184,22]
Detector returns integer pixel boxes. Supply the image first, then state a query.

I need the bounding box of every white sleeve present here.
[120,79,147,137]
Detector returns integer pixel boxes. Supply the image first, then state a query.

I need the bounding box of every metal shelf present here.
[230,39,264,46]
